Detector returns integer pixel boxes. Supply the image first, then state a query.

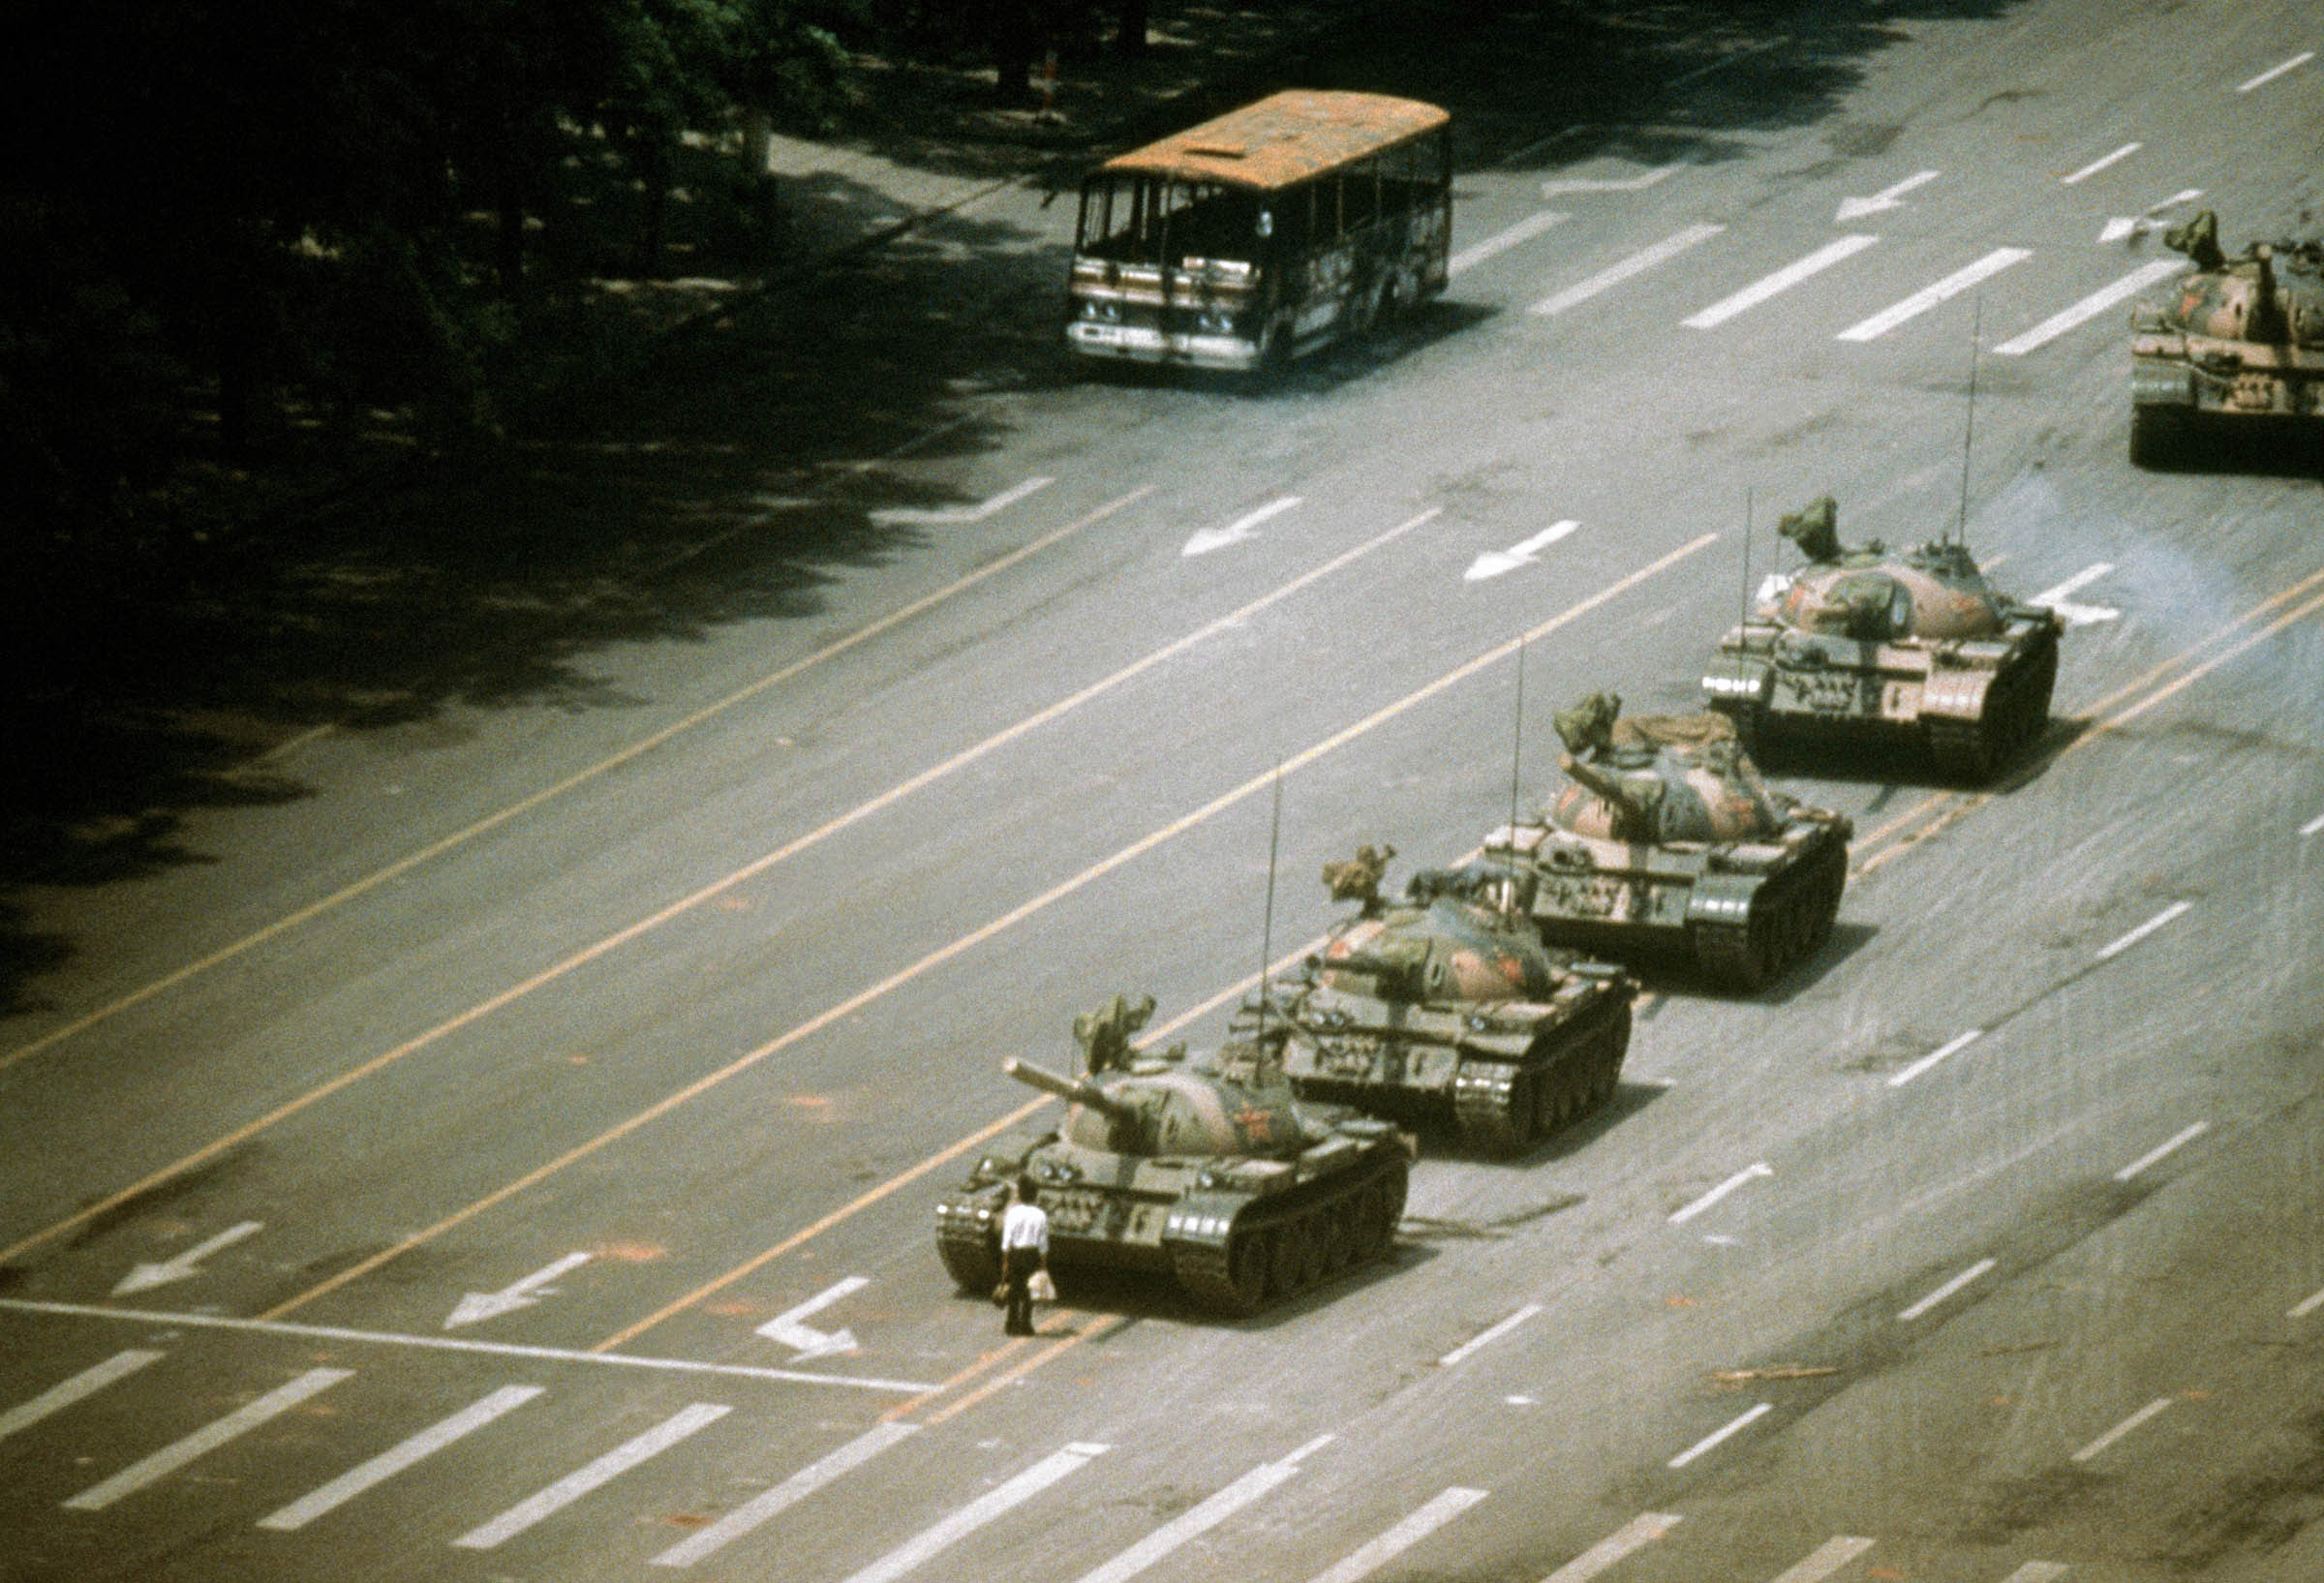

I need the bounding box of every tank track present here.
[936,1223,1002,1294]
[1926,642,2058,783]
[1452,998,1633,1154]
[1170,1158,1407,1316]
[1689,840,1847,991]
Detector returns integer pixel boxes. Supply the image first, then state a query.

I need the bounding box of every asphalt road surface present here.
[3,2,2321,1581]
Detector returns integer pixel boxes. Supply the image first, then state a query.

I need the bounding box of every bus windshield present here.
[1077,174,1263,269]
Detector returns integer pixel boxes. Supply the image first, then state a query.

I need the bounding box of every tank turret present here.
[1701,498,2063,782]
[1480,692,1852,990]
[2129,209,2324,464]
[934,1000,1410,1314]
[1272,847,1634,1154]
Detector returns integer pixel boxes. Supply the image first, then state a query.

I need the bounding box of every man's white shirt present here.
[1001,1201,1049,1255]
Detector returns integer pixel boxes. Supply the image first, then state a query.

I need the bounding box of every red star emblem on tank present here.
[1234,1106,1275,1142]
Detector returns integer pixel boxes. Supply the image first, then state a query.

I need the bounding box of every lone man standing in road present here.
[999,1175,1050,1337]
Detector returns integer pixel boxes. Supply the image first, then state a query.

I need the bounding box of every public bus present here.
[1065,90,1452,374]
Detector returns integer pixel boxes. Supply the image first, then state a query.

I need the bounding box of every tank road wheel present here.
[1223,1229,1269,1314]
[1318,1200,1354,1275]
[1268,1222,1306,1297]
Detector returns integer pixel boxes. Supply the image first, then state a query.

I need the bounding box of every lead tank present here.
[933,997,1410,1315]
[1269,844,1634,1153]
[1700,497,2063,781]
[1479,692,1851,990]
[2129,209,2324,465]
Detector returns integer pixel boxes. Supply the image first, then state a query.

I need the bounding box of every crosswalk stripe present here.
[837,1441,1110,1583]
[1768,1536,1875,1583]
[257,1384,544,1532]
[1451,211,1570,276]
[1070,1435,1332,1583]
[1541,1511,1684,1582]
[451,1402,729,1549]
[1837,248,2031,341]
[1999,1565,2070,1583]
[1529,225,1727,315]
[651,1421,921,1568]
[0,1351,164,1443]
[1993,259,2186,355]
[1302,1487,1487,1583]
[1685,235,1880,329]
[63,1367,352,1510]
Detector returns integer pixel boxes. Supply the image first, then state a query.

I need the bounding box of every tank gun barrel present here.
[1004,1056,1134,1119]
[1561,751,1650,813]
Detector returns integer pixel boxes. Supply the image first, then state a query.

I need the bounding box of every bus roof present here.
[1097,90,1449,192]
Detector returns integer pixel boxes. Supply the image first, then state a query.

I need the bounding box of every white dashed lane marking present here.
[1301,1488,1488,1583]
[1889,1029,1983,1088]
[259,1385,545,1531]
[0,1350,164,1444]
[1449,210,1569,277]
[653,1423,922,1568]
[2062,143,2140,184]
[2114,1122,2208,1182]
[1686,236,1880,329]
[1767,1536,1876,1583]
[1667,1402,1773,1469]
[1837,248,2030,341]
[2238,50,2314,92]
[1068,1435,1333,1583]
[1897,1258,1998,1322]
[1531,225,1727,317]
[1670,1162,1772,1224]
[836,1442,1111,1583]
[65,1367,353,1511]
[451,1403,730,1549]
[1541,1511,1684,1583]
[1995,259,2187,354]
[1440,1303,1544,1366]
[2070,1397,2175,1462]
[2095,900,2191,962]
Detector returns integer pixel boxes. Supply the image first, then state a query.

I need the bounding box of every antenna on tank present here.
[1739,488,1755,632]
[1955,293,1982,548]
[1507,637,1527,848]
[1256,761,1283,1041]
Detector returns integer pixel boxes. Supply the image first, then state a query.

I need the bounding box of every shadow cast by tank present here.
[969,1234,1437,1332]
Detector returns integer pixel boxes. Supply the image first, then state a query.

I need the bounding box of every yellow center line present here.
[921,1314,1127,1428]
[0,499,1435,1271]
[0,487,1156,1078]
[1853,581,2324,874]
[245,533,1714,1321]
[1845,562,2324,872]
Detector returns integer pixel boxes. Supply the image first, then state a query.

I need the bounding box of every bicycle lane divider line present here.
[592,927,1339,1352]
[242,534,1715,1324]
[0,485,1155,1078]
[0,502,1434,1269]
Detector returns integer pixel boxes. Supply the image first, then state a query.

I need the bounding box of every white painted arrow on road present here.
[112,1221,264,1295]
[1541,164,1680,198]
[871,476,1053,526]
[1465,521,1579,582]
[443,1251,594,1330]
[2032,563,2122,626]
[1182,496,1301,558]
[757,1275,872,1359]
[2099,189,2203,244]
[1836,169,1941,223]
